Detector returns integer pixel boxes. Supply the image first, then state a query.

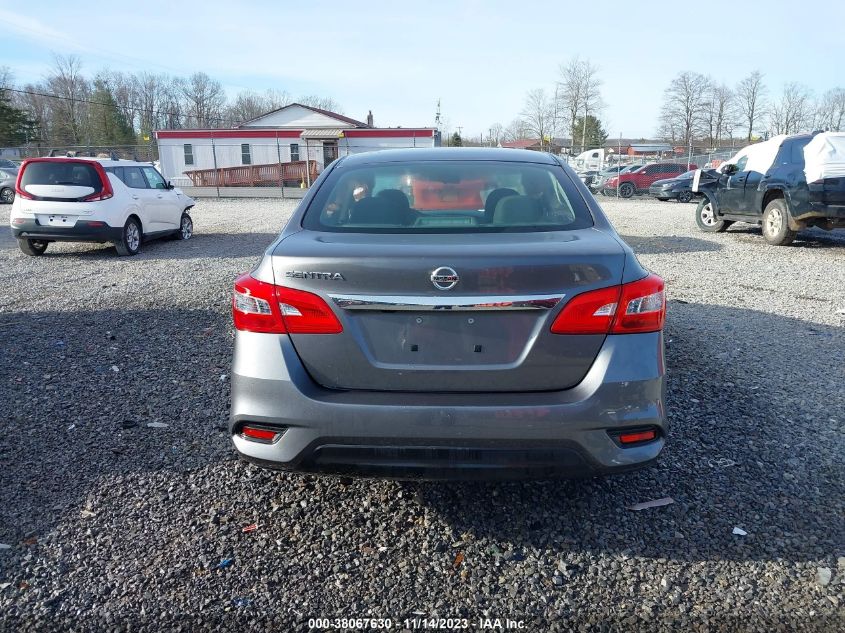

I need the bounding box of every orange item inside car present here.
[412,179,484,210]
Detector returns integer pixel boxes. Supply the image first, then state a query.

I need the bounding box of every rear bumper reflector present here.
[611,427,659,446]
[239,424,286,444]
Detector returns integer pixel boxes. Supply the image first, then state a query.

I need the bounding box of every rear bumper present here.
[229,331,667,480]
[10,219,122,242]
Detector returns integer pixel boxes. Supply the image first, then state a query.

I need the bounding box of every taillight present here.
[551,274,665,335]
[232,272,342,334]
[81,162,114,201]
[613,274,665,333]
[14,166,33,200]
[550,285,620,334]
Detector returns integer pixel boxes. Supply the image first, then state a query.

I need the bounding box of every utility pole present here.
[581,103,589,154]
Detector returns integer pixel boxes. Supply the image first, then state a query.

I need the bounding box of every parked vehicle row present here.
[588,165,630,194]
[602,163,695,198]
[9,157,195,256]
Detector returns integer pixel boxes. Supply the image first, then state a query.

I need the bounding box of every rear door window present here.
[303,160,593,233]
[122,167,148,189]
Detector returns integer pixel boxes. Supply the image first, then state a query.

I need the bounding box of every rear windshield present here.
[303,160,593,233]
[20,161,103,193]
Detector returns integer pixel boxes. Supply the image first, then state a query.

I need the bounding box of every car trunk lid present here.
[272,228,626,392]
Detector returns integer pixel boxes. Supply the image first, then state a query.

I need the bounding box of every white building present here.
[155,104,436,184]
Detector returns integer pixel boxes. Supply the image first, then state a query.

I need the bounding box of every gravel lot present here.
[0,196,843,632]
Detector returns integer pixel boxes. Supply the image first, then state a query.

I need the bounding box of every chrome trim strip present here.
[329,293,564,311]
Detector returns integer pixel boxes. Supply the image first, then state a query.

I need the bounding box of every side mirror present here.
[722,163,738,175]
[167,181,175,190]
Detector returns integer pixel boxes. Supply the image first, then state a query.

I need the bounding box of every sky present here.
[1,0,843,138]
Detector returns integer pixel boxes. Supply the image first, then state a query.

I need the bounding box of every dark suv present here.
[694,132,845,245]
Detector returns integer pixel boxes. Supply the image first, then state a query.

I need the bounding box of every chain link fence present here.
[17,144,157,162]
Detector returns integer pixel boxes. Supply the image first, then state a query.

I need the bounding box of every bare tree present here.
[503,118,530,142]
[159,78,184,130]
[46,54,91,144]
[557,57,603,152]
[131,72,164,135]
[736,71,767,142]
[815,88,845,131]
[180,72,226,128]
[519,89,555,149]
[656,112,680,144]
[769,82,812,135]
[659,71,710,147]
[0,66,12,92]
[297,95,343,113]
[702,82,735,148]
[228,89,292,124]
[228,90,271,124]
[487,122,504,146]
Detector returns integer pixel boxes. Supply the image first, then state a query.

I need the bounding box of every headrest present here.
[493,195,543,224]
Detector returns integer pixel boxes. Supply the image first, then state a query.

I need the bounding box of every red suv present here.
[603,163,697,198]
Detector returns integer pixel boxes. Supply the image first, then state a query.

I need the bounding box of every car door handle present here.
[157,194,164,198]
[131,195,139,200]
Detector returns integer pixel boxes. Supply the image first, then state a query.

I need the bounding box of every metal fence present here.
[17,144,157,162]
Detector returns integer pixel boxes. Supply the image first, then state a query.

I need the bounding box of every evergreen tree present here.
[571,115,608,150]
[0,93,37,146]
[450,132,463,147]
[88,81,135,146]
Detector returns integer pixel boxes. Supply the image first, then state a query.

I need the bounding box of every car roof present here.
[338,147,559,167]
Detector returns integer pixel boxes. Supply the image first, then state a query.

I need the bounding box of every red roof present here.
[500,139,541,149]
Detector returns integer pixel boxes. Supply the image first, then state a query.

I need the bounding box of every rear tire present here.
[174,212,193,240]
[18,239,49,256]
[619,183,635,198]
[115,217,142,256]
[0,187,14,204]
[761,199,797,246]
[695,198,732,233]
[678,190,693,203]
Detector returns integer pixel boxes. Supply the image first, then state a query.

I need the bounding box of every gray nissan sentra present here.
[229,148,666,479]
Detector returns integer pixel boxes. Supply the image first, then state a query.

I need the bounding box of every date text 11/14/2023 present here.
[308,617,527,630]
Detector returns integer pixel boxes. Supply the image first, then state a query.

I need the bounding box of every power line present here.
[5,86,239,127]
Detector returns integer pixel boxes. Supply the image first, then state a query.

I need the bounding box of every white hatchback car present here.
[9,157,195,256]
